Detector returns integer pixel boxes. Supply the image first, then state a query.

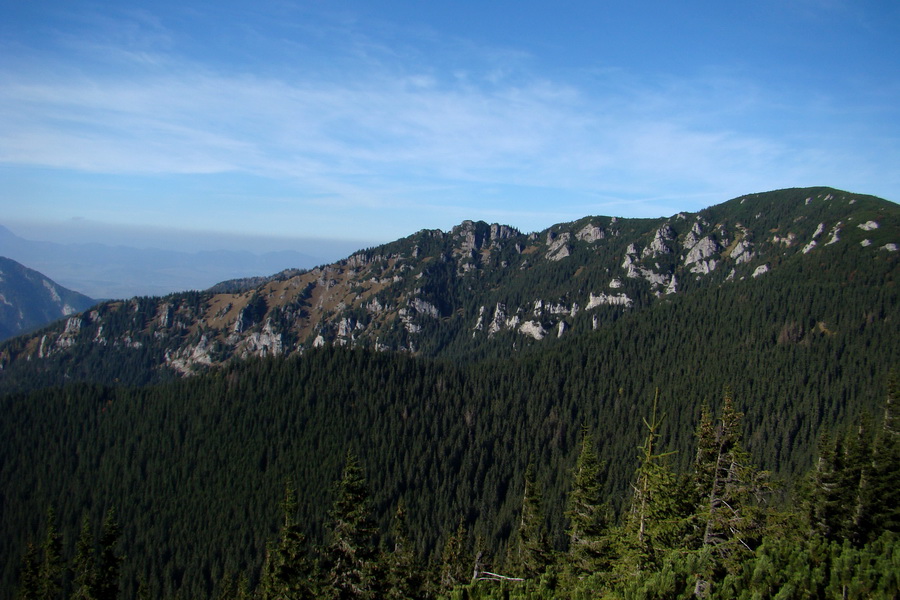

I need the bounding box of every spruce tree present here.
[37,508,64,600]
[324,452,380,600]
[70,515,97,600]
[854,377,900,544]
[807,431,859,541]
[16,542,41,600]
[508,463,552,578]
[439,518,470,593]
[258,483,315,600]
[383,500,423,600]
[692,391,770,588]
[618,391,683,576]
[565,427,613,576]
[94,509,122,600]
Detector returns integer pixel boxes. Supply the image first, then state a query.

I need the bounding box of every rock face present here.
[2,187,897,377]
[685,236,720,274]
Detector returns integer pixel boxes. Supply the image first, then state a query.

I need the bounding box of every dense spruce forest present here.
[1,188,898,598]
[2,348,898,599]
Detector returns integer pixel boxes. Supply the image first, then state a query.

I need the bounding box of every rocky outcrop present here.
[586,292,632,309]
[825,223,842,246]
[576,224,605,243]
[546,232,572,261]
[729,239,754,264]
[519,321,547,340]
[642,225,675,258]
[685,236,720,274]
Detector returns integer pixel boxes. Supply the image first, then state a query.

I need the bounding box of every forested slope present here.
[1,284,896,597]
[1,186,898,598]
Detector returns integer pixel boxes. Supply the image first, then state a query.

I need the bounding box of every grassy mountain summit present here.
[0,186,896,389]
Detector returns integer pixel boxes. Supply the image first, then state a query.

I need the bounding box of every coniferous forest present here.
[2,348,898,599]
[1,189,899,598]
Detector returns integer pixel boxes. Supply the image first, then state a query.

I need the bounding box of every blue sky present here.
[2,0,899,254]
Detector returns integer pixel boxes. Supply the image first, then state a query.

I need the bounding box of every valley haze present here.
[0,222,378,299]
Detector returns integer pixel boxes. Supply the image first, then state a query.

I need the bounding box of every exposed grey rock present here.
[549,303,574,315]
[752,264,770,278]
[158,303,174,328]
[366,298,386,313]
[409,298,440,319]
[473,305,486,333]
[490,224,519,242]
[337,317,355,337]
[858,221,879,231]
[825,223,842,245]
[166,334,217,374]
[882,243,899,252]
[665,275,678,295]
[729,239,754,264]
[488,303,507,335]
[576,224,605,243]
[642,224,675,258]
[683,220,706,249]
[546,232,572,261]
[772,233,797,246]
[586,292,632,308]
[690,259,717,275]
[55,317,83,349]
[685,236,719,267]
[519,320,547,340]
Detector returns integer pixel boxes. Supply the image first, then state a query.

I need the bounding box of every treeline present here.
[15,384,899,599]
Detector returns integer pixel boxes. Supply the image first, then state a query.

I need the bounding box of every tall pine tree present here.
[324,452,380,600]
[508,462,552,579]
[691,390,770,594]
[383,500,424,600]
[258,483,316,600]
[617,391,685,576]
[565,427,613,577]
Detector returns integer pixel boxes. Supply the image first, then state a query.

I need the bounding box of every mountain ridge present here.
[0,186,897,390]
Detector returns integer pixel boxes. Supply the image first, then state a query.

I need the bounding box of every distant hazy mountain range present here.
[0,257,97,341]
[0,225,327,299]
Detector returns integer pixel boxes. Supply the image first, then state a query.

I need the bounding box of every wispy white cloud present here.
[1,3,897,240]
[0,62,817,191]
